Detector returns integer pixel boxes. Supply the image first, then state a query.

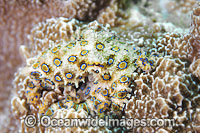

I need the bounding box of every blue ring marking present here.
[65,73,73,79]
[80,41,88,46]
[101,88,108,96]
[26,90,30,94]
[112,103,120,111]
[94,100,101,109]
[119,76,129,83]
[118,61,127,70]
[117,90,127,99]
[81,87,85,90]
[55,75,62,81]
[111,46,120,52]
[65,96,72,102]
[57,101,62,109]
[99,65,104,67]
[31,71,41,80]
[102,74,111,80]
[149,60,154,66]
[143,58,148,63]
[111,82,117,90]
[28,81,35,89]
[67,43,75,48]
[95,87,101,93]
[81,103,90,113]
[80,50,89,56]
[41,64,50,73]
[76,94,80,99]
[32,62,40,69]
[108,58,114,65]
[96,43,104,50]
[79,76,82,79]
[51,47,58,53]
[94,81,98,84]
[104,102,109,106]
[100,108,105,113]
[70,103,75,108]
[88,64,94,66]
[53,58,62,67]
[45,107,54,117]
[80,63,87,71]
[40,82,47,88]
[85,87,91,96]
[45,79,54,85]
[142,62,146,66]
[111,93,117,98]
[68,56,77,63]
[91,96,96,102]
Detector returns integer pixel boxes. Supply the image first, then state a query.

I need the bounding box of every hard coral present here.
[126,57,200,132]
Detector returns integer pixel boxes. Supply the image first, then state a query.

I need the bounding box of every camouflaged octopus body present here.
[21,25,158,117]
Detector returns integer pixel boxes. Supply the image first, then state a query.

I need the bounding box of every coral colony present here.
[0,0,198,132]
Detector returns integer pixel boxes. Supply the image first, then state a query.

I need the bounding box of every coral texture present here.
[1,0,200,133]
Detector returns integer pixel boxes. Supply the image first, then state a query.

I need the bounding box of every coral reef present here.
[0,0,199,133]
[12,3,200,131]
